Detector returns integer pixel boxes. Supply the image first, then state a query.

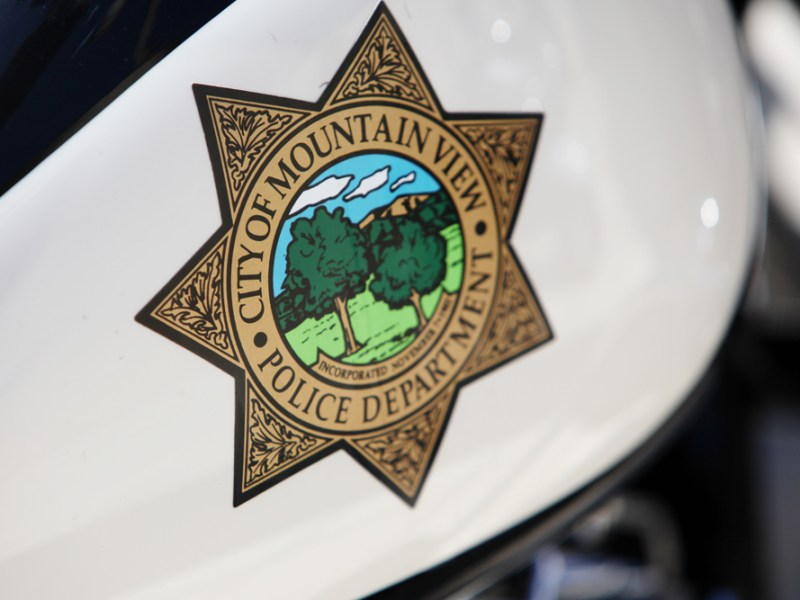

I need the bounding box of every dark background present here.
[0,0,236,197]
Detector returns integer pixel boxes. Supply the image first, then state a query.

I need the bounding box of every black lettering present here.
[460,179,486,211]
[439,343,456,366]
[352,113,372,142]
[400,378,414,407]
[415,374,431,398]
[464,295,486,314]
[408,121,430,153]
[396,116,408,147]
[425,357,446,385]
[373,114,392,143]
[316,393,335,421]
[434,135,455,163]
[472,249,493,263]
[302,387,319,414]
[290,142,314,172]
[272,365,295,393]
[265,159,298,198]
[336,396,351,423]
[385,388,398,415]
[450,316,477,348]
[238,298,264,324]
[468,271,491,294]
[237,245,263,286]
[450,164,472,192]
[258,348,282,371]
[288,378,306,408]
[252,193,276,218]
[308,128,332,157]
[245,214,272,241]
[331,118,354,149]
[363,395,380,423]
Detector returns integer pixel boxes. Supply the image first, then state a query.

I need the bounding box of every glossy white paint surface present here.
[0,1,761,598]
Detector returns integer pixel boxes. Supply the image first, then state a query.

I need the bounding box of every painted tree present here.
[284,206,370,356]
[369,217,446,330]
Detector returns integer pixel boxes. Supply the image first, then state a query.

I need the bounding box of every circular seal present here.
[230,104,499,434]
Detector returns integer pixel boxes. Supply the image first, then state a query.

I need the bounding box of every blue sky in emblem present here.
[272,153,440,294]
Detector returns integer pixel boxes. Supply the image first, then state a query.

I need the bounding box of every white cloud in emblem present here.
[390,171,416,192]
[289,174,353,215]
[344,166,390,201]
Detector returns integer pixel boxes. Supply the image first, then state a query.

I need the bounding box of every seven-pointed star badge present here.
[137,3,552,506]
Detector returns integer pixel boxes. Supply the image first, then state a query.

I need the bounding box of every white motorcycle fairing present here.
[0,1,761,598]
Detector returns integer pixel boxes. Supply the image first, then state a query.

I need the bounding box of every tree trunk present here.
[334,295,361,356]
[410,288,427,330]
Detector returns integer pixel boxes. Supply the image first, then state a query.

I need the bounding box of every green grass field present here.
[285,224,464,366]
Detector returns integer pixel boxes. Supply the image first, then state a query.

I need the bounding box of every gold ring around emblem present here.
[230,104,500,434]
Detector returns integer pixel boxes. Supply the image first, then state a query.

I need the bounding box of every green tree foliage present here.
[412,189,458,231]
[369,217,446,330]
[284,206,370,356]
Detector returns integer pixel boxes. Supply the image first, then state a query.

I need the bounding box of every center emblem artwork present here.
[138,3,552,505]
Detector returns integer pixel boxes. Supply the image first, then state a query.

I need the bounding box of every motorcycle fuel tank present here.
[0,1,762,597]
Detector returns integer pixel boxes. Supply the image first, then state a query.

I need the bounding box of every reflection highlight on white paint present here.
[701,197,720,228]
[491,19,512,44]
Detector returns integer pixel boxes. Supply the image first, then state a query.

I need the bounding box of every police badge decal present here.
[137,3,552,506]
